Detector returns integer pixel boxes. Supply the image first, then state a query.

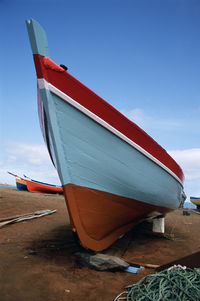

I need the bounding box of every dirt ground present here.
[0,186,200,301]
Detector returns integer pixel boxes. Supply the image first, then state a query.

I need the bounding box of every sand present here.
[0,186,200,301]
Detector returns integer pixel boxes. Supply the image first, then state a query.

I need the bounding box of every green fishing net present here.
[115,265,200,301]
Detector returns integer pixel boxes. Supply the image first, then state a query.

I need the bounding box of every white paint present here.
[38,78,183,186]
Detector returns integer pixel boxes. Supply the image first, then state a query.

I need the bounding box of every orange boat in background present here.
[25,179,63,194]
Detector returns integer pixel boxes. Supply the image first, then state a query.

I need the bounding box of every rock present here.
[74,252,129,271]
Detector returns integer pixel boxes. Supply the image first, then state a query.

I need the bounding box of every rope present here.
[115,265,200,301]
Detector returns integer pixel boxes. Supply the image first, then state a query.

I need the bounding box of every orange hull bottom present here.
[63,184,171,251]
[26,180,63,194]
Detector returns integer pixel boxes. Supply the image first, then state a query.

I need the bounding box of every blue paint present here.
[39,87,183,210]
[184,202,196,209]
[39,88,71,185]
[16,182,27,191]
[124,266,143,273]
[26,19,49,56]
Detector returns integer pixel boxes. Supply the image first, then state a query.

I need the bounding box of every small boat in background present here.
[24,176,63,194]
[8,172,63,194]
[26,19,186,251]
[8,172,28,191]
[16,178,28,191]
[190,197,200,210]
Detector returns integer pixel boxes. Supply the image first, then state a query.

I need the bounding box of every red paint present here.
[43,57,66,72]
[33,54,184,183]
[26,179,63,194]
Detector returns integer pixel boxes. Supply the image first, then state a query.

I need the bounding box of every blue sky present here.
[0,0,200,201]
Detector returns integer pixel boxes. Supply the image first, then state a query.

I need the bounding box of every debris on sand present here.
[74,252,129,271]
[0,209,57,228]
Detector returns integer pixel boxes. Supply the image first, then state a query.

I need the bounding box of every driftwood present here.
[0,209,57,228]
[127,260,159,269]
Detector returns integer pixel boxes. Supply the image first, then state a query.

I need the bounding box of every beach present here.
[0,186,200,301]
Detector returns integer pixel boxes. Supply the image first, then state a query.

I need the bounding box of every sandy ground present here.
[0,186,200,301]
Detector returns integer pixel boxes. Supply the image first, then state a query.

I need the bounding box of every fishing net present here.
[114,265,200,301]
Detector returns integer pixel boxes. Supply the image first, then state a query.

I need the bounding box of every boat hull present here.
[26,179,63,194]
[16,178,28,191]
[40,87,182,250]
[63,184,172,251]
[190,197,200,207]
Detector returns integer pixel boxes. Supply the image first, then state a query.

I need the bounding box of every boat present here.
[24,177,63,194]
[26,19,185,251]
[16,178,28,191]
[190,197,200,210]
[8,172,28,191]
[8,172,62,194]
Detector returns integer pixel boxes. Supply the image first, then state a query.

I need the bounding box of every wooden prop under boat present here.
[26,19,185,251]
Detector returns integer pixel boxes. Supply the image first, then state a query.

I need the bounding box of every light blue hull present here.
[40,88,182,210]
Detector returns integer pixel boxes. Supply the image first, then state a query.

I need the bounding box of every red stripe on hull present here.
[33,54,183,182]
[63,183,172,251]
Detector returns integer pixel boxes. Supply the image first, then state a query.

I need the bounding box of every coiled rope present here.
[114,265,200,301]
